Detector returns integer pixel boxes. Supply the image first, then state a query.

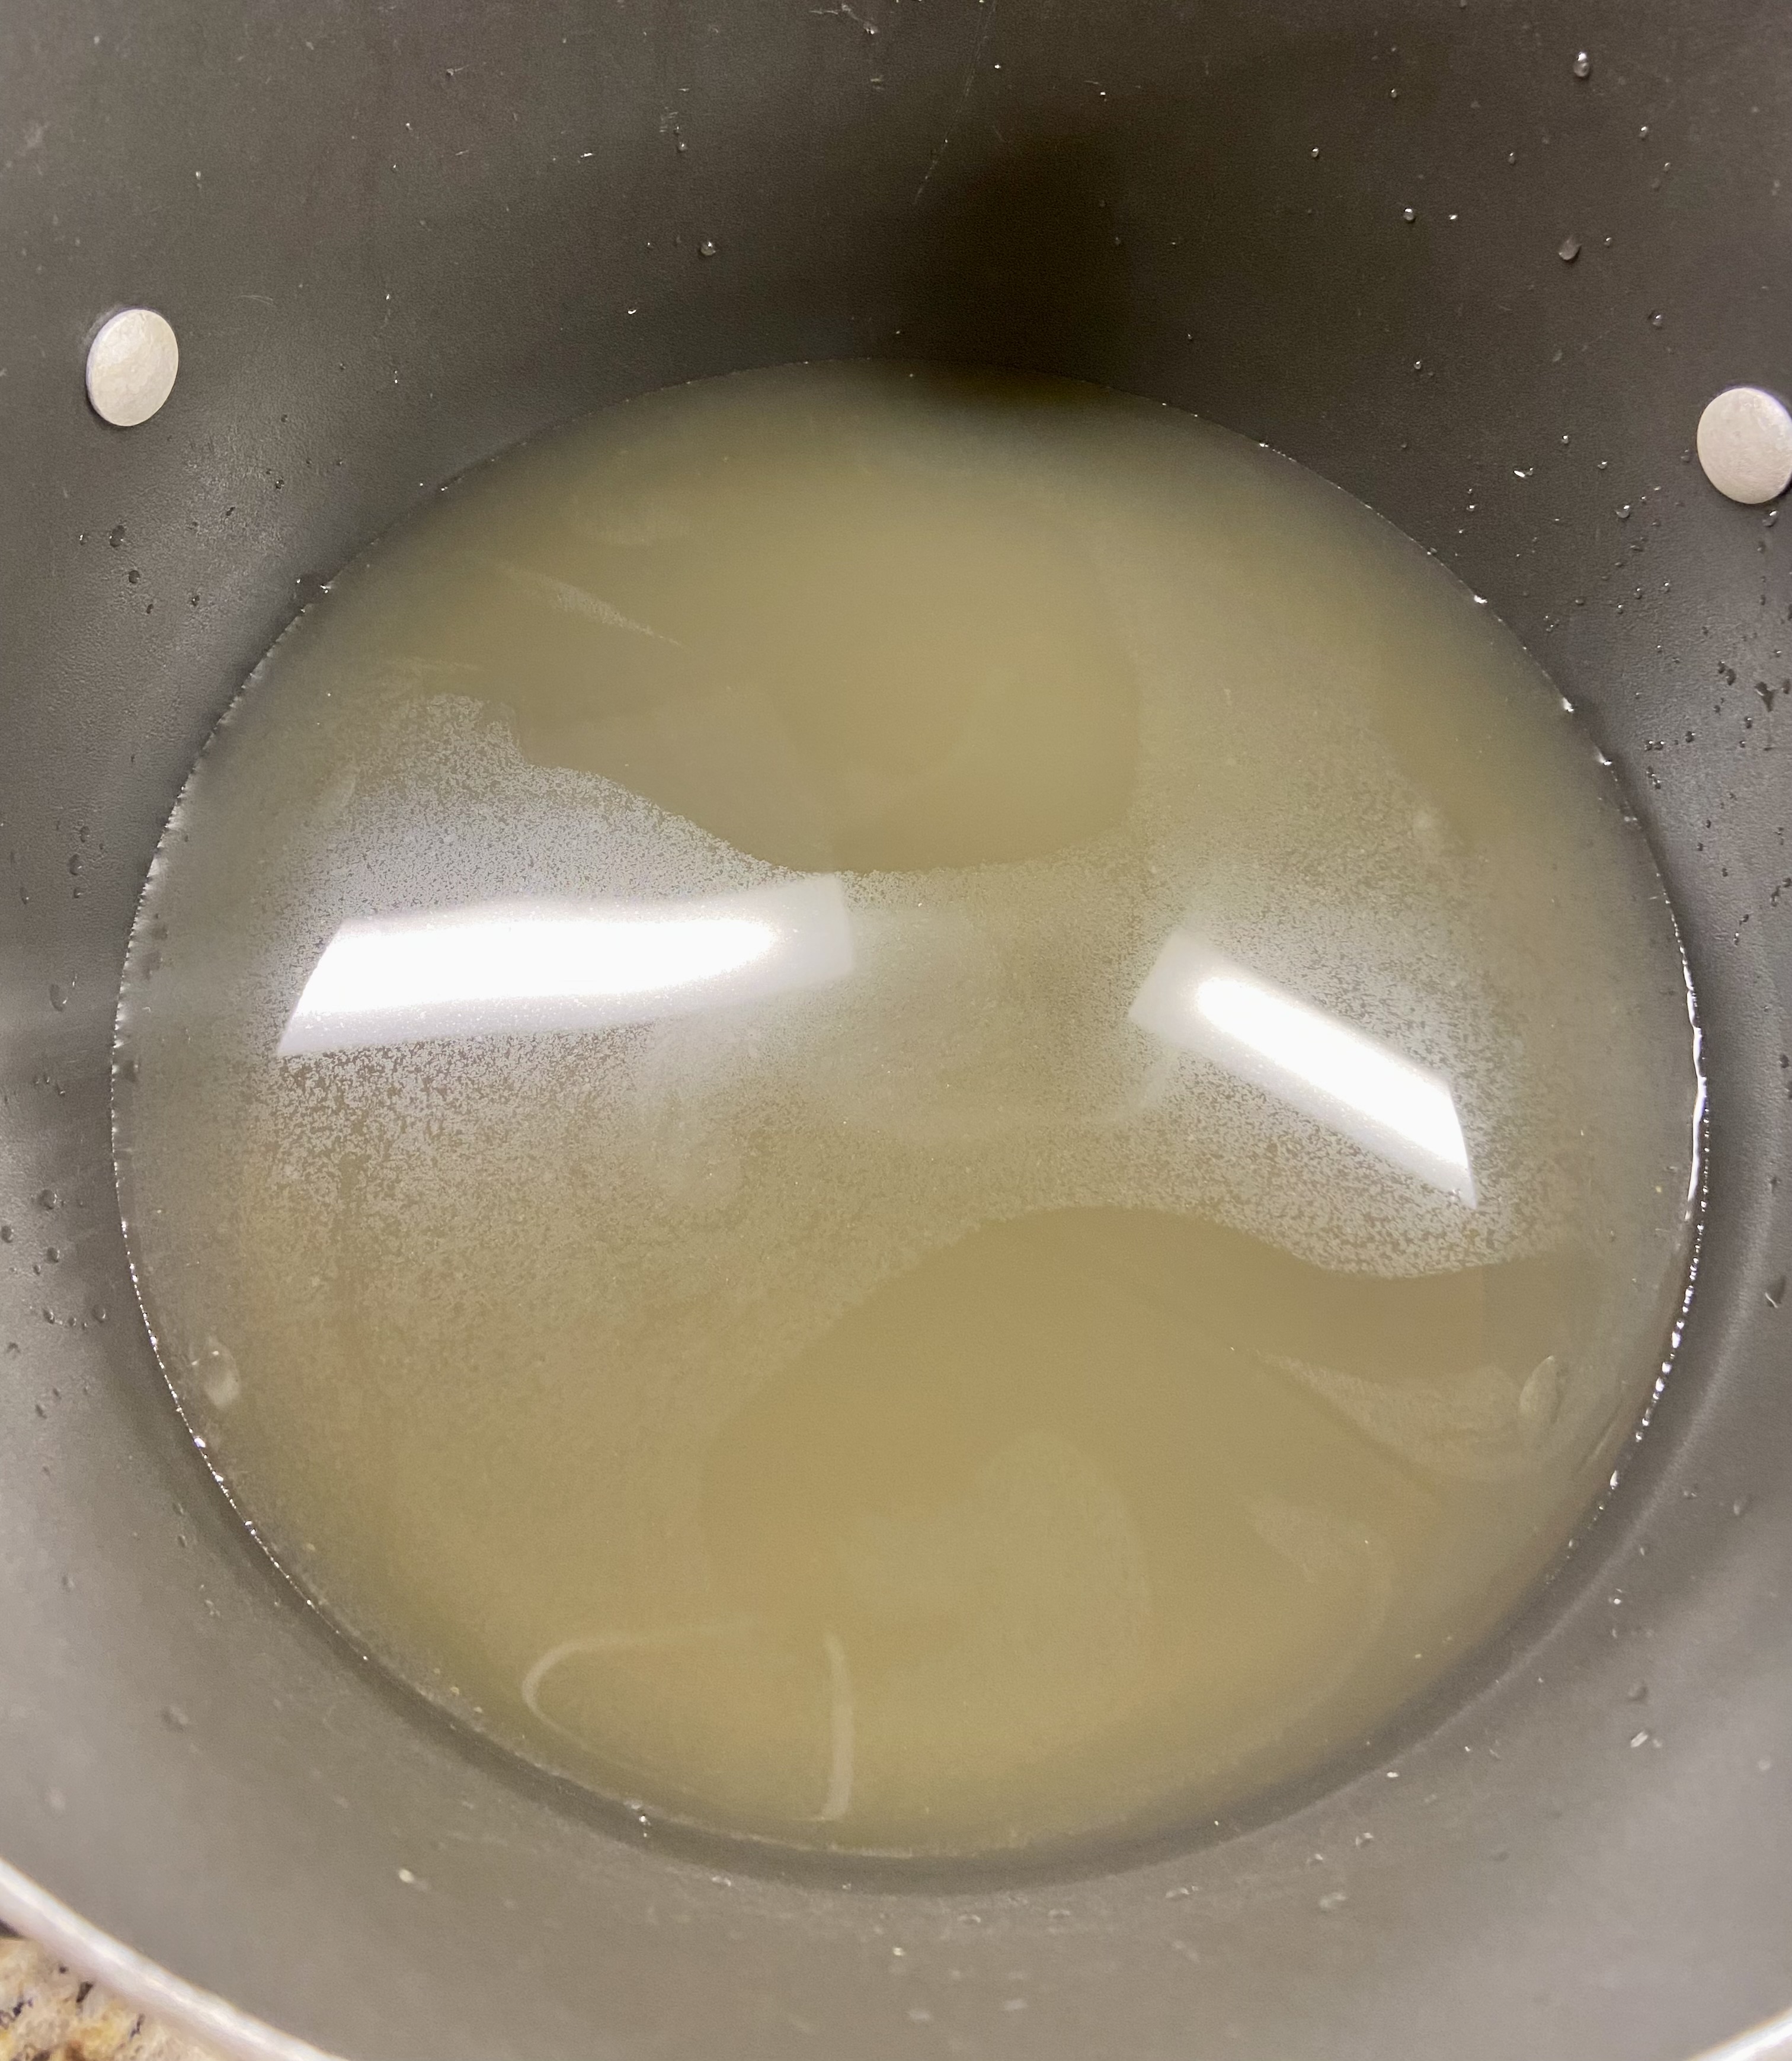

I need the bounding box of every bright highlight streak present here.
[1193,974,1471,1191]
[279,874,854,1055]
[1129,933,1476,1204]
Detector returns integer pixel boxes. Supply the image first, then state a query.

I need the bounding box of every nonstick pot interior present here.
[1,1,1788,2057]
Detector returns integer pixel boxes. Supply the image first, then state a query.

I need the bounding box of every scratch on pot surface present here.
[521,1622,753,1742]
[816,1629,856,1822]
[486,557,681,643]
[915,0,997,202]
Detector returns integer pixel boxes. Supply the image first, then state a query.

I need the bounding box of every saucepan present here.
[1,0,1787,2054]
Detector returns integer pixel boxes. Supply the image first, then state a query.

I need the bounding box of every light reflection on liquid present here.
[1129,931,1477,1204]
[279,874,855,1055]
[284,871,1477,1206]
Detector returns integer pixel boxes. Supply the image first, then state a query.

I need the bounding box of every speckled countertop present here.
[0,1938,209,2061]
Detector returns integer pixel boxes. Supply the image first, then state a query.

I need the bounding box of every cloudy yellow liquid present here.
[115,364,1699,1857]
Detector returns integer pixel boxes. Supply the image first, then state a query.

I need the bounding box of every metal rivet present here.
[85,307,179,427]
[1696,386,1792,505]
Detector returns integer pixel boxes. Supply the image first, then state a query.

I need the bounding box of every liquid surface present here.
[116,364,1700,1858]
